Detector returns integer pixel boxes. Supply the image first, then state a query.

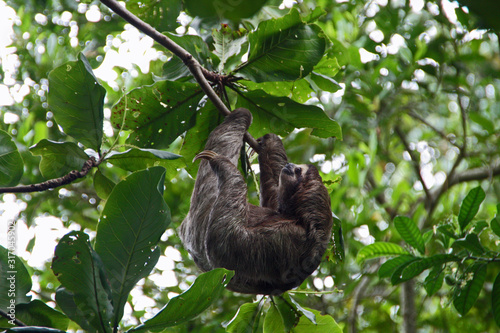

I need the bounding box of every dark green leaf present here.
[331,213,345,262]
[0,300,69,330]
[94,167,170,326]
[237,9,326,82]
[424,266,444,296]
[184,0,269,20]
[378,255,417,279]
[394,216,425,254]
[55,287,96,333]
[131,269,234,332]
[436,224,459,239]
[30,140,88,179]
[453,233,485,255]
[111,81,203,148]
[357,242,408,264]
[274,294,300,332]
[458,186,485,232]
[457,0,500,32]
[93,169,115,200]
[490,204,500,237]
[51,231,113,333]
[105,148,184,179]
[226,301,262,333]
[0,130,23,186]
[401,254,459,282]
[453,263,487,316]
[492,271,500,327]
[0,245,32,308]
[128,0,181,32]
[236,90,342,139]
[48,53,105,150]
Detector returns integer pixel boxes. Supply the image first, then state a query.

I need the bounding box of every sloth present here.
[179,108,333,295]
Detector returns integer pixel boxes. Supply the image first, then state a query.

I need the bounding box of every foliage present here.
[0,0,500,332]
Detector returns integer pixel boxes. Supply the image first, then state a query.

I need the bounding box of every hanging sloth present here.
[179,108,333,295]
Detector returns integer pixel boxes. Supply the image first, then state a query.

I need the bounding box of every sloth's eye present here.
[294,168,302,176]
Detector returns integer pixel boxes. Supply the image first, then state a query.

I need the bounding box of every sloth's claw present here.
[193,150,218,162]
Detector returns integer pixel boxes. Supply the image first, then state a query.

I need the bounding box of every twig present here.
[99,0,260,152]
[0,157,98,194]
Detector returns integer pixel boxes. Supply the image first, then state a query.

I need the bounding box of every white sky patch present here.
[359,48,379,63]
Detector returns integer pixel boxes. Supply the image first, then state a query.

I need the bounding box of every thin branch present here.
[99,0,260,152]
[0,157,98,194]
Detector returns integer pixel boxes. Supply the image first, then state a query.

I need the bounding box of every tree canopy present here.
[0,0,500,332]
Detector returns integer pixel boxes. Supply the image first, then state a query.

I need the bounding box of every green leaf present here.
[226,302,262,333]
[0,130,23,186]
[128,0,181,32]
[490,203,500,237]
[424,266,444,296]
[105,148,185,179]
[111,80,203,148]
[453,263,487,316]
[237,9,326,82]
[331,213,345,262]
[30,140,89,179]
[357,242,408,264]
[394,216,425,254]
[213,25,248,73]
[274,294,300,332]
[0,245,32,308]
[309,72,341,93]
[378,255,417,279]
[453,233,485,255]
[130,269,234,332]
[458,186,485,232]
[289,296,316,324]
[0,300,69,330]
[55,287,97,333]
[492,271,500,327]
[293,308,342,333]
[263,303,286,333]
[400,254,459,283]
[240,79,315,104]
[51,231,113,333]
[94,167,170,327]
[48,53,105,150]
[236,90,342,139]
[184,0,268,20]
[93,169,115,200]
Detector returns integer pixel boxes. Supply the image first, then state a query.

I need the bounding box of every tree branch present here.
[0,157,98,194]
[99,0,260,152]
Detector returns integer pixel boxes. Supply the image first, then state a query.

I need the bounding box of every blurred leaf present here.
[394,216,425,254]
[0,129,23,186]
[237,9,326,82]
[0,245,32,308]
[95,167,170,326]
[184,0,269,20]
[424,266,444,296]
[30,140,88,179]
[453,263,487,316]
[357,242,408,263]
[51,231,113,333]
[128,0,181,32]
[490,204,500,237]
[0,300,69,330]
[236,89,341,139]
[400,255,459,283]
[93,169,115,200]
[130,269,234,332]
[457,0,500,31]
[111,80,203,149]
[458,186,485,232]
[453,233,485,255]
[47,53,105,151]
[492,271,500,327]
[378,255,417,279]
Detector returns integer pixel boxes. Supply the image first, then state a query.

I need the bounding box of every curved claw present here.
[193,150,219,162]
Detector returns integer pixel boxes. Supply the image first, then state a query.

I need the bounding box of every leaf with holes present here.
[394,216,425,254]
[458,186,485,232]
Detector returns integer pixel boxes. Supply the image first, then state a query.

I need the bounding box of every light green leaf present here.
[30,140,89,179]
[357,242,408,264]
[458,186,485,232]
[48,53,105,150]
[93,170,115,200]
[226,301,262,333]
[130,269,234,332]
[394,216,425,254]
[453,263,487,316]
[293,308,342,333]
[240,79,315,104]
[95,167,170,327]
[0,129,23,187]
[263,303,286,333]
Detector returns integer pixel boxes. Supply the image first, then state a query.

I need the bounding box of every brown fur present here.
[179,108,333,294]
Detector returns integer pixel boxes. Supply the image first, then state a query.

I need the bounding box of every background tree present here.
[0,0,499,332]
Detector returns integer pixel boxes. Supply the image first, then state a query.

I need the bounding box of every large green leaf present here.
[236,90,342,139]
[105,148,184,179]
[458,186,485,232]
[394,216,425,254]
[47,53,105,151]
[274,294,300,332]
[293,308,342,333]
[111,81,203,148]
[184,0,269,21]
[378,255,417,279]
[237,9,326,82]
[30,140,89,179]
[400,254,459,283]
[0,300,69,330]
[130,269,234,332]
[0,245,32,309]
[55,287,97,333]
[128,0,181,33]
[453,263,487,316]
[51,231,113,333]
[226,302,262,333]
[356,242,408,263]
[0,130,23,186]
[492,271,500,327]
[94,167,170,327]
[263,303,286,333]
